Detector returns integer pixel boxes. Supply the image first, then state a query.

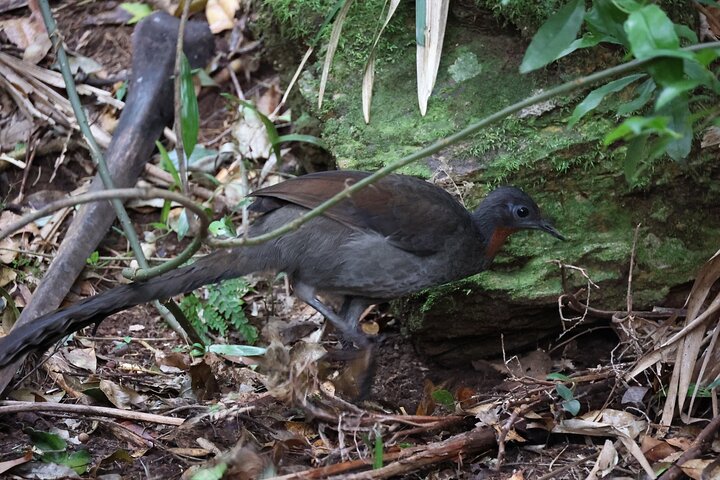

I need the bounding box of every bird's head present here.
[473,186,564,260]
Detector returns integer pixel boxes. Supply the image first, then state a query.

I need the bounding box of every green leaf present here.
[26,428,67,452]
[209,219,233,237]
[556,32,607,59]
[664,98,692,161]
[276,134,328,150]
[119,2,152,24]
[415,0,426,46]
[156,141,181,188]
[674,24,698,44]
[373,431,384,469]
[617,78,656,116]
[584,0,629,47]
[86,250,100,265]
[604,116,672,145]
[115,81,127,101]
[624,5,679,60]
[546,372,572,382]
[175,209,190,240]
[555,384,574,401]
[568,74,645,126]
[562,399,581,416]
[207,345,267,356]
[180,54,199,158]
[623,134,647,183]
[611,0,643,13]
[431,388,455,407]
[191,462,228,480]
[520,0,585,73]
[655,80,699,110]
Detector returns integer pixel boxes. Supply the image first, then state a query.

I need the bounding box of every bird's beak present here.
[538,219,565,240]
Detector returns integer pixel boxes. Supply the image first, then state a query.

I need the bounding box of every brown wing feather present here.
[251,171,476,255]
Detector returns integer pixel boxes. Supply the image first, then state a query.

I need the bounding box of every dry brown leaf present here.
[0,16,50,63]
[679,459,712,480]
[586,439,618,480]
[99,379,148,410]
[317,0,355,109]
[206,0,239,33]
[63,347,97,373]
[361,0,401,123]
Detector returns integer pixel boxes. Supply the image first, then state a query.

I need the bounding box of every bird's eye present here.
[516,206,530,218]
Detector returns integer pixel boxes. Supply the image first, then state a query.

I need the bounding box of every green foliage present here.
[373,428,384,469]
[119,2,152,24]
[25,428,92,474]
[555,383,580,416]
[523,0,720,185]
[180,278,258,344]
[431,388,455,408]
[180,54,199,158]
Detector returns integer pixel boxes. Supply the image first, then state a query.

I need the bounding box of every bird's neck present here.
[471,208,514,262]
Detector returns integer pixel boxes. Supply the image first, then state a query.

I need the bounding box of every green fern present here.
[179,278,258,344]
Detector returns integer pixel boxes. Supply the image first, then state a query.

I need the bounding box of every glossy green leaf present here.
[207,344,267,356]
[26,428,67,452]
[623,134,647,183]
[664,98,692,161]
[119,2,152,24]
[562,399,581,416]
[617,78,656,116]
[373,431,384,469]
[276,133,328,150]
[655,80,699,111]
[156,141,181,188]
[604,116,672,145]
[612,0,642,13]
[547,372,572,382]
[674,24,698,44]
[555,384,574,401]
[520,0,585,73]
[624,5,678,59]
[180,54,199,158]
[568,74,645,126]
[556,33,608,59]
[585,0,629,47]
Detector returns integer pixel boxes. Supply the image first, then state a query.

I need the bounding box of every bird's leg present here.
[293,282,369,348]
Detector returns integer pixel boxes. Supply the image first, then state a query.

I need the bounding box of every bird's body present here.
[0,170,562,368]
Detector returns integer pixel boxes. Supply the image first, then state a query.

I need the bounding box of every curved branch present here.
[0,188,210,279]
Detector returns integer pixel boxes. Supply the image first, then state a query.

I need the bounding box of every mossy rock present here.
[260,1,718,365]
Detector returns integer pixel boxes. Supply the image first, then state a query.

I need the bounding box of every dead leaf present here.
[232,106,271,160]
[679,459,712,480]
[586,439,618,480]
[0,267,17,287]
[0,452,32,475]
[63,347,97,373]
[99,379,148,410]
[206,0,239,33]
[0,16,51,63]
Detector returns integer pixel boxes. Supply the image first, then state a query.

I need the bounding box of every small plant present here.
[179,278,258,344]
[548,373,580,416]
[25,428,91,475]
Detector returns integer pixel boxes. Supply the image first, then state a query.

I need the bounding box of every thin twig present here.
[0,400,184,425]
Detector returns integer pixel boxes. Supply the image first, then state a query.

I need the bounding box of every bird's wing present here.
[251,171,475,256]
